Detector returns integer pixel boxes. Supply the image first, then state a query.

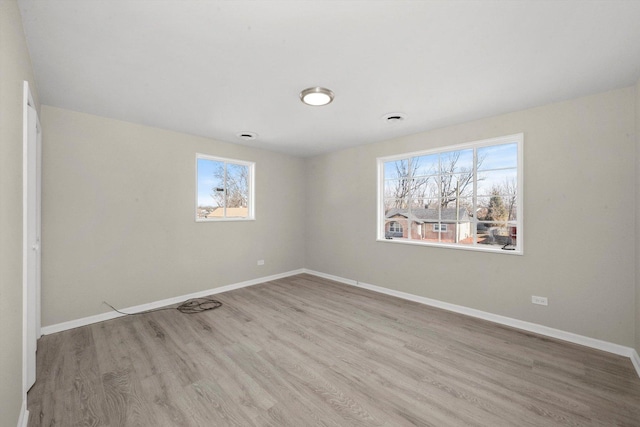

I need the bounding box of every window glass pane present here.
[225,209,248,218]
[384,179,416,200]
[508,224,518,247]
[440,149,473,174]
[439,173,475,200]
[420,196,440,210]
[477,222,515,247]
[197,158,224,219]
[413,154,439,177]
[384,199,407,212]
[410,221,426,241]
[477,169,517,196]
[408,203,439,222]
[385,212,404,224]
[409,196,438,210]
[384,159,409,179]
[383,180,399,199]
[441,197,473,217]
[384,219,407,239]
[384,178,430,201]
[478,143,517,171]
[456,223,474,245]
[411,177,430,199]
[428,179,440,197]
[389,221,403,232]
[421,221,471,244]
[506,202,518,221]
[221,163,248,218]
[435,222,456,243]
[476,196,511,223]
[412,221,436,242]
[440,197,473,244]
[476,195,518,222]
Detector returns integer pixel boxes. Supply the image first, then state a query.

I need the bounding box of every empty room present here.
[3,0,640,426]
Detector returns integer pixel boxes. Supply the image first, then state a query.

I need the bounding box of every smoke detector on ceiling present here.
[382,112,407,123]
[236,132,258,140]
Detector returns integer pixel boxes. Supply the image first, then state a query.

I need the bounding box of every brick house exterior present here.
[385,207,471,243]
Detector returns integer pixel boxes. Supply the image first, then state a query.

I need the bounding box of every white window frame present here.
[195,153,255,222]
[377,133,523,254]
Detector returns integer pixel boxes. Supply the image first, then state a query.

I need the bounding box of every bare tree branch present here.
[211,164,249,208]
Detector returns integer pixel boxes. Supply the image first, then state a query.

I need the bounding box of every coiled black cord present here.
[103,298,222,316]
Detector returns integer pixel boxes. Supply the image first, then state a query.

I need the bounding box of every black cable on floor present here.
[103,298,222,316]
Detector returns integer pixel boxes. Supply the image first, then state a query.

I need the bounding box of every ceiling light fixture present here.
[300,87,334,106]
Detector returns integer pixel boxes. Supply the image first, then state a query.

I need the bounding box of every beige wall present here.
[41,106,305,326]
[0,0,39,424]
[306,87,636,347]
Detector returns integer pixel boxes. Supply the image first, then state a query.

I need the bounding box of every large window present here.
[196,154,255,221]
[378,134,523,254]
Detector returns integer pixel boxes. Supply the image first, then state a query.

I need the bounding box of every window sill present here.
[196,217,255,222]
[376,237,523,255]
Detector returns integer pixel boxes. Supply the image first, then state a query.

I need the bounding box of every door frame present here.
[22,80,41,400]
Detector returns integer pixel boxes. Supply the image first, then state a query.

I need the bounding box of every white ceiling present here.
[18,0,640,157]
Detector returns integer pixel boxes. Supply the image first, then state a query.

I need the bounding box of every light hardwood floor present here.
[28,274,640,426]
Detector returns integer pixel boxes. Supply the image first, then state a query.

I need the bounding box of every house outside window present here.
[196,154,255,221]
[378,134,523,254]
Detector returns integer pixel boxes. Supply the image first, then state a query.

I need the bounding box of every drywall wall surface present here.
[306,87,636,347]
[41,106,305,326]
[0,0,39,424]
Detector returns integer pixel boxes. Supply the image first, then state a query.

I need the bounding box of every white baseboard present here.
[41,269,305,335]
[17,399,29,427]
[302,269,640,379]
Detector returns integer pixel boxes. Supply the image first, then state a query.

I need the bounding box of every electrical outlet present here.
[257,260,265,266]
[531,295,548,306]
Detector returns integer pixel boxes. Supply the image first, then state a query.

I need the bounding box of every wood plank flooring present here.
[27,274,640,426]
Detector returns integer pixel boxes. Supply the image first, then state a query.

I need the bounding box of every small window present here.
[385,220,405,238]
[433,223,447,232]
[389,221,403,233]
[196,154,255,221]
[378,133,523,254]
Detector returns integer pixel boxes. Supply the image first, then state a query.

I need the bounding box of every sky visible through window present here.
[383,143,517,186]
[197,158,222,207]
